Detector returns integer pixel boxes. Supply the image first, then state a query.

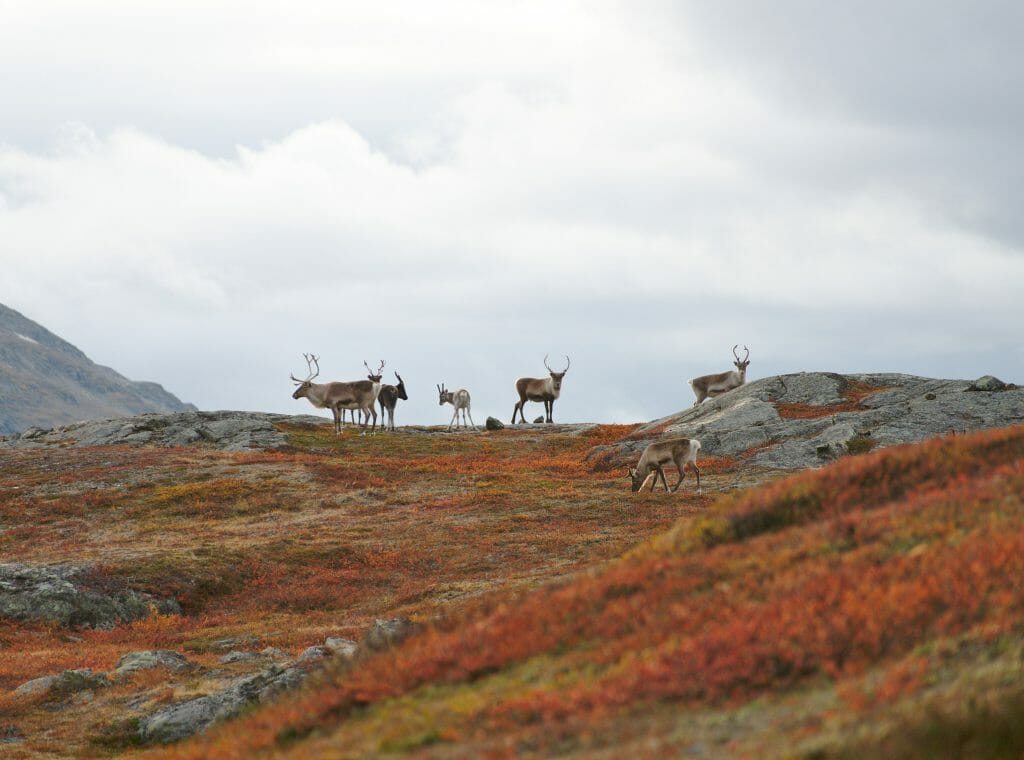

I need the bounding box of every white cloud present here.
[1,1,1022,425]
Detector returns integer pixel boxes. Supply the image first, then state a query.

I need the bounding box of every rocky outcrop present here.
[0,564,180,628]
[590,373,1024,472]
[0,302,195,436]
[114,650,195,676]
[0,410,325,451]
[137,663,310,744]
[14,669,110,699]
[136,621,419,744]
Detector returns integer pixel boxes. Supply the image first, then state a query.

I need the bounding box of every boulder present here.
[115,651,194,675]
[324,637,358,658]
[361,618,421,652]
[533,416,545,424]
[15,669,109,698]
[138,664,310,744]
[968,375,1009,392]
[485,416,505,431]
[218,651,261,664]
[0,563,180,628]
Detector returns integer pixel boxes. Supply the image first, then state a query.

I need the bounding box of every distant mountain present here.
[0,303,195,436]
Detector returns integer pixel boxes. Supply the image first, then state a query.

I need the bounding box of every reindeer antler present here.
[544,354,570,373]
[543,354,552,372]
[562,355,571,372]
[291,353,320,384]
[742,345,750,362]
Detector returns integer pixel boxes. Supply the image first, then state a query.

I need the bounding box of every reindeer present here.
[628,438,702,493]
[377,372,408,432]
[689,345,750,406]
[437,383,477,431]
[290,354,385,434]
[512,355,570,424]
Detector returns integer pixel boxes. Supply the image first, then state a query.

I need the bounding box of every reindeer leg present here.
[671,461,686,493]
[548,399,554,423]
[692,463,702,494]
[448,408,458,432]
[656,466,670,492]
[467,408,477,430]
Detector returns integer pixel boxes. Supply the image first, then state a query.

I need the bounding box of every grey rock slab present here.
[484,416,505,431]
[324,637,358,658]
[14,669,109,698]
[218,651,261,664]
[115,650,194,675]
[138,664,311,744]
[598,372,1024,472]
[0,411,327,452]
[361,618,421,653]
[0,563,180,628]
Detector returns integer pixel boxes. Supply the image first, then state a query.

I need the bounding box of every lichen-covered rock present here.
[968,375,1010,392]
[114,650,194,675]
[485,416,505,431]
[361,618,421,652]
[138,664,310,744]
[0,564,180,628]
[324,637,358,658]
[0,411,326,452]
[14,669,109,698]
[591,372,1024,472]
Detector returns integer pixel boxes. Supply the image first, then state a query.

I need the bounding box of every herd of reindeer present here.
[290,345,752,494]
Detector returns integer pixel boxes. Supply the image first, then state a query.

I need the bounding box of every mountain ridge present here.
[0,302,195,435]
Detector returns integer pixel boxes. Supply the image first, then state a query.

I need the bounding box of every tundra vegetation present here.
[2,417,1024,758]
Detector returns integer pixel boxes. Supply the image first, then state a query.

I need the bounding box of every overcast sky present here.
[2,1,1022,425]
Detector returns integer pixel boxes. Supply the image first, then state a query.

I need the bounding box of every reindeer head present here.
[394,372,409,401]
[437,383,453,405]
[290,353,320,399]
[543,354,571,392]
[364,359,385,384]
[732,345,751,376]
[626,467,654,493]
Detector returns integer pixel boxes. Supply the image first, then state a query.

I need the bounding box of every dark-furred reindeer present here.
[290,354,385,434]
[377,372,408,432]
[512,355,570,424]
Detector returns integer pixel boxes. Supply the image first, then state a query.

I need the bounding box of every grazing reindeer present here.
[437,383,477,431]
[512,355,570,424]
[689,345,750,406]
[628,438,702,493]
[377,372,408,432]
[290,354,385,434]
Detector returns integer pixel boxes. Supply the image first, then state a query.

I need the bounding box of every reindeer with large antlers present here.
[290,354,386,434]
[437,383,477,431]
[689,345,750,406]
[512,355,570,424]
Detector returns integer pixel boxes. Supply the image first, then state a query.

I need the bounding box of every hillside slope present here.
[0,302,194,436]
[154,423,1024,759]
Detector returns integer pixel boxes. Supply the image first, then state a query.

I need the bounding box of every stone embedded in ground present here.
[298,645,332,661]
[0,563,180,629]
[0,410,327,452]
[968,375,1008,392]
[324,637,359,658]
[533,416,545,424]
[485,416,505,431]
[218,651,262,664]
[115,650,194,675]
[361,618,421,652]
[138,664,311,744]
[14,669,110,698]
